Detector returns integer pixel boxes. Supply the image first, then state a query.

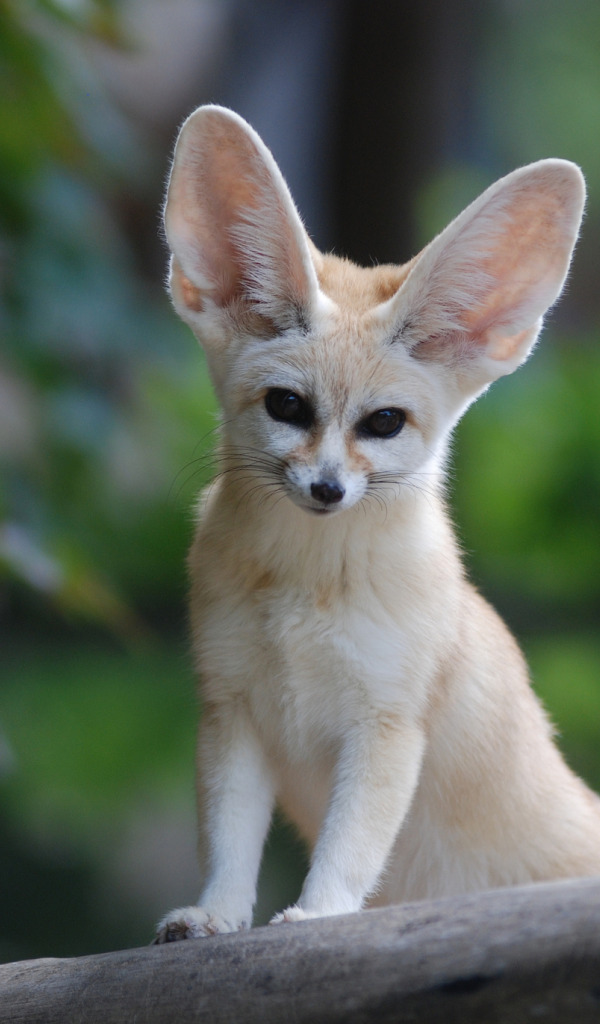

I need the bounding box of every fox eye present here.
[359,408,406,439]
[264,388,313,428]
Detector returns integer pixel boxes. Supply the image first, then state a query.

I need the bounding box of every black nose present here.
[311,480,345,505]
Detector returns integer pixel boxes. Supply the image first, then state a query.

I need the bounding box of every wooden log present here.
[1,877,600,1023]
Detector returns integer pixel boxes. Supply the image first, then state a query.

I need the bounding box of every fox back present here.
[155,106,600,942]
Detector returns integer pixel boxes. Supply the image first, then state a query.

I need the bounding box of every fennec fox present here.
[155,105,600,941]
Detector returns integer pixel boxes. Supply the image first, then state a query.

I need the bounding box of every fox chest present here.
[196,581,427,759]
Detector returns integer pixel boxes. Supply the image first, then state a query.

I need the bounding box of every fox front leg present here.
[155,703,275,941]
[273,716,426,924]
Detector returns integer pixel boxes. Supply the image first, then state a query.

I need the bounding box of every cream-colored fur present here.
[155,105,600,941]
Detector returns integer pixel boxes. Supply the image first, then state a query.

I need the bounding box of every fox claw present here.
[154,906,241,943]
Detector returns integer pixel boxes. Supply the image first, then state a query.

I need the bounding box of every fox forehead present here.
[224,250,423,413]
[313,250,417,313]
[223,252,422,409]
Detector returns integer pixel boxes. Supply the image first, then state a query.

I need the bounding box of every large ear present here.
[163,105,322,346]
[390,160,585,389]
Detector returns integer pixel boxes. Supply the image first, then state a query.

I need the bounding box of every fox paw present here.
[270,905,317,925]
[154,906,244,943]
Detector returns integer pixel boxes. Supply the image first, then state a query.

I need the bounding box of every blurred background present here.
[1,0,599,963]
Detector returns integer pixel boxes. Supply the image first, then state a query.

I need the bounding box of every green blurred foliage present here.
[0,634,199,960]
[527,634,600,792]
[453,344,600,612]
[0,0,217,636]
[2,640,195,832]
[0,0,599,964]
[0,0,217,958]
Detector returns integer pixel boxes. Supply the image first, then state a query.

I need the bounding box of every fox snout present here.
[287,460,356,514]
[310,480,345,505]
[281,451,362,513]
[283,439,367,514]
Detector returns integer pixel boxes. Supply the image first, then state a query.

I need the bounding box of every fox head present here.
[163,105,585,517]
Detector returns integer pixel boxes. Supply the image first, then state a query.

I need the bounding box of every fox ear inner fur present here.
[393,159,585,386]
[164,105,320,340]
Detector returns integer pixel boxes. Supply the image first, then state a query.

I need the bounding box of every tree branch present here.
[1,877,600,1023]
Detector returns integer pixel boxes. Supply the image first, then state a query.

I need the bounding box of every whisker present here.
[232,478,283,514]
[363,468,441,517]
[169,454,220,504]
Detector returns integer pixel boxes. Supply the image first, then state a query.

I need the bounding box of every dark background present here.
[1,0,599,962]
